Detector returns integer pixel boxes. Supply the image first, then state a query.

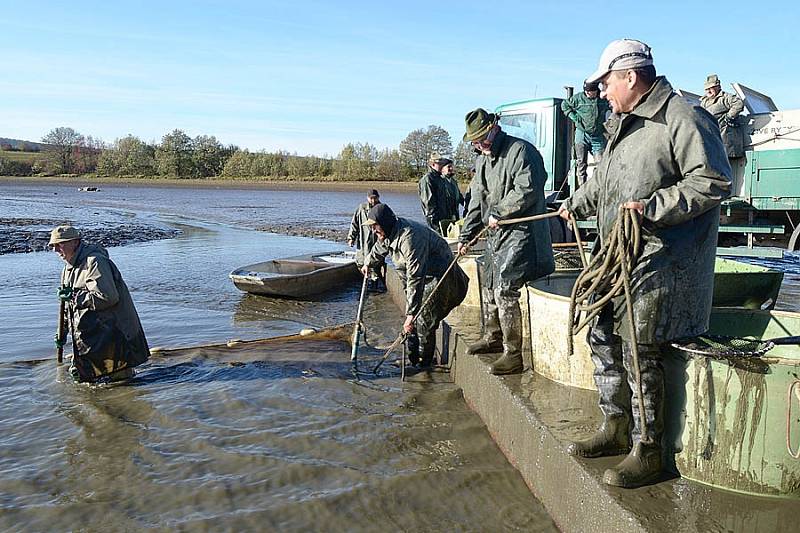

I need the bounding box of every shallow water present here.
[0,183,556,531]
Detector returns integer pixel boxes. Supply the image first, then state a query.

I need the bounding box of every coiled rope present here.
[568,206,650,443]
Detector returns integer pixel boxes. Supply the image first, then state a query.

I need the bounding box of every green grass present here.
[0,150,45,162]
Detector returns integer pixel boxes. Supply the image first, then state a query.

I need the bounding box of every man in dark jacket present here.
[419,153,459,235]
[365,204,468,370]
[559,39,731,488]
[50,225,150,383]
[458,108,555,375]
[347,189,385,290]
[561,81,611,184]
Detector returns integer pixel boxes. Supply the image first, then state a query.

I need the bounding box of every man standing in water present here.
[364,203,468,371]
[347,189,385,290]
[458,108,554,375]
[559,39,731,488]
[50,225,150,383]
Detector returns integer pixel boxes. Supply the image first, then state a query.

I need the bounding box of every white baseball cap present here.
[586,39,653,85]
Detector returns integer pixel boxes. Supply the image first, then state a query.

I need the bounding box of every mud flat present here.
[0,217,180,255]
[385,265,800,532]
[256,223,347,243]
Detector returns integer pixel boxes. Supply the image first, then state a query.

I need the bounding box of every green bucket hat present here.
[463,108,497,142]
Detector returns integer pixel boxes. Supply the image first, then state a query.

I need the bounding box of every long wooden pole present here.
[496,210,561,226]
[350,273,370,371]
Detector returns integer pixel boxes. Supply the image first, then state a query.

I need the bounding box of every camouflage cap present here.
[48,225,80,245]
[428,152,452,166]
[704,74,721,90]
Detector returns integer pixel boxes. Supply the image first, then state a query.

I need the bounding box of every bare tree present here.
[41,127,85,174]
[399,125,453,175]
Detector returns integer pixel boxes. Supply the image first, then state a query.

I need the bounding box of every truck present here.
[494,83,800,257]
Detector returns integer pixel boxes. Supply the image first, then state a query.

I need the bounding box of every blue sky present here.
[0,1,796,156]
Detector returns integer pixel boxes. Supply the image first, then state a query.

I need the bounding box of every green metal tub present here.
[713,257,784,309]
[674,308,800,498]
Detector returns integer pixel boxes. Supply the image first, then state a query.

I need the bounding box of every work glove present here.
[54,334,65,348]
[57,286,74,302]
[725,117,738,128]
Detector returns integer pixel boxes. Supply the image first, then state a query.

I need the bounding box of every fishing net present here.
[554,250,584,270]
[670,335,773,358]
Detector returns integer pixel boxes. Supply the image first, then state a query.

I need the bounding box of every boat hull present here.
[229,252,360,299]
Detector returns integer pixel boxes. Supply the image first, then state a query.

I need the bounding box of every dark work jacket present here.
[564,77,732,343]
[367,217,460,316]
[61,242,150,381]
[460,130,555,290]
[418,168,450,229]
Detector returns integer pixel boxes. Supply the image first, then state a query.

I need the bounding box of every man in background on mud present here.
[419,153,460,235]
[559,39,731,488]
[458,108,555,375]
[561,80,610,185]
[347,189,385,291]
[50,225,150,383]
[364,203,468,371]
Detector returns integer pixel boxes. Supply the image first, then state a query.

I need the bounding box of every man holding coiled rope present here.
[558,38,732,488]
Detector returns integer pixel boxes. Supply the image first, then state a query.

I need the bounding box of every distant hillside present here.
[0,137,50,152]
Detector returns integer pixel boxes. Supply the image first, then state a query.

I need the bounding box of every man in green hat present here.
[558,39,731,489]
[458,108,555,375]
[419,153,460,235]
[50,225,150,383]
[700,74,745,159]
[561,80,611,184]
[364,204,468,370]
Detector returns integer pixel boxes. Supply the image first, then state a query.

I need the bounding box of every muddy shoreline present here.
[0,217,180,255]
[0,175,420,193]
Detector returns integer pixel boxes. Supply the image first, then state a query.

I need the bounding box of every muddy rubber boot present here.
[490,299,524,375]
[566,416,631,458]
[602,441,663,488]
[490,352,523,375]
[405,335,421,366]
[467,337,503,355]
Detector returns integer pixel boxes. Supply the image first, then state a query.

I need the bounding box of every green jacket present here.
[460,130,555,290]
[560,92,611,137]
[367,217,457,316]
[60,242,150,381]
[347,201,376,265]
[564,77,732,343]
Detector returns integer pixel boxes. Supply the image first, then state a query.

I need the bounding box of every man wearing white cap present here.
[50,225,150,383]
[559,39,731,488]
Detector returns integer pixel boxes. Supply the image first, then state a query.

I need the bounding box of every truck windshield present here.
[499,113,539,147]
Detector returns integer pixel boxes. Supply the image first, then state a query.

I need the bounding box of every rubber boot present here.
[405,335,421,366]
[490,352,523,375]
[418,342,435,370]
[467,299,503,355]
[566,416,631,458]
[602,441,663,488]
[490,291,524,375]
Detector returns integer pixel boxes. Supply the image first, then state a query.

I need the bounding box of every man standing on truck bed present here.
[458,108,554,375]
[559,39,731,489]
[700,74,745,160]
[561,80,611,185]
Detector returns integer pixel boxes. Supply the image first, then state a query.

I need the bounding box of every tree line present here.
[0,125,477,182]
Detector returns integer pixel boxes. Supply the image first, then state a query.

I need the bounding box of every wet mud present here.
[0,217,181,255]
[257,223,347,243]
